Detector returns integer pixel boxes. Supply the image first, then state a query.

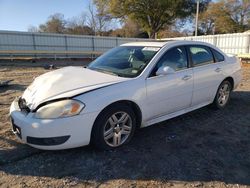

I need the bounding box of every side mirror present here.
[156,66,175,76]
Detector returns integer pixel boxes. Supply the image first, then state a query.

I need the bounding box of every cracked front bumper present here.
[9,100,99,150]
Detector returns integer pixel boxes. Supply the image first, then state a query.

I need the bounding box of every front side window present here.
[88,46,160,78]
[150,46,188,76]
[189,45,214,66]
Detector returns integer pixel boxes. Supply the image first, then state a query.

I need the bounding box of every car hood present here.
[22,66,127,110]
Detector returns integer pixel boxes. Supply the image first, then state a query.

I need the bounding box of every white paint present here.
[10,40,242,150]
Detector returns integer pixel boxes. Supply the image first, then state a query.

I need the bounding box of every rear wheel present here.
[212,80,232,109]
[91,104,136,150]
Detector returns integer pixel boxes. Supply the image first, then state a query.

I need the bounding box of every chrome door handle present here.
[215,68,222,72]
[182,75,192,81]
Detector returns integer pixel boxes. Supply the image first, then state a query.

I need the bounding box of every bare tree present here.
[27,25,39,32]
[87,4,97,35]
[66,13,94,35]
[39,13,66,34]
[226,0,250,31]
[87,3,111,36]
[198,0,250,34]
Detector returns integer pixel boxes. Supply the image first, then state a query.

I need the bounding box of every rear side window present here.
[189,46,214,66]
[211,48,225,62]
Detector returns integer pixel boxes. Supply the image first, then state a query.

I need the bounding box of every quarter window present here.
[189,46,214,66]
[211,48,225,62]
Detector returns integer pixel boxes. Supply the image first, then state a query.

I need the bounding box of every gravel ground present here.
[0,62,249,188]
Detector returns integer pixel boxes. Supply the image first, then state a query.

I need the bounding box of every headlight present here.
[34,99,85,119]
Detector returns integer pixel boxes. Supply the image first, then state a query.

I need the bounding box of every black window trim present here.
[148,45,190,78]
[186,44,215,67]
[185,45,193,68]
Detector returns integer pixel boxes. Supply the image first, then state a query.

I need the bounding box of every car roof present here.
[121,40,227,57]
[121,41,170,47]
[121,40,215,48]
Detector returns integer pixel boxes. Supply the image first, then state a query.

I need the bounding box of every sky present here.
[0,0,91,31]
[0,0,217,32]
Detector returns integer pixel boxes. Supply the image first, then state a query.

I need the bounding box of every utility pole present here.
[195,0,200,36]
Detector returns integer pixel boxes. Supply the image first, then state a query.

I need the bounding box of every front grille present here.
[18,97,30,113]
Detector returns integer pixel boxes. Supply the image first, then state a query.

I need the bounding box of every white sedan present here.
[10,40,242,150]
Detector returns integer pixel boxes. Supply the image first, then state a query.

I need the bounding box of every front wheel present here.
[91,104,136,150]
[212,80,232,109]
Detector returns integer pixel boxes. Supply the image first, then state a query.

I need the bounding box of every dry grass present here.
[0,62,249,188]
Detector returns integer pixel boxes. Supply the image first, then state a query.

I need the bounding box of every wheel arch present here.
[211,76,234,109]
[90,100,142,139]
[223,76,234,90]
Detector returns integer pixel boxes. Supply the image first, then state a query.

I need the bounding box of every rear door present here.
[188,45,226,106]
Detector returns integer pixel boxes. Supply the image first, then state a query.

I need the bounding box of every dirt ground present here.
[0,61,250,188]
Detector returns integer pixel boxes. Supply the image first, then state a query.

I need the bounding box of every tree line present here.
[28,0,250,38]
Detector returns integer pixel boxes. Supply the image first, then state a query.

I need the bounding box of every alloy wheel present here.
[217,83,230,106]
[103,111,133,147]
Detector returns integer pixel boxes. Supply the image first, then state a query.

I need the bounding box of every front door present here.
[145,46,193,121]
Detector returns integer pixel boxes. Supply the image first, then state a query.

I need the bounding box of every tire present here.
[212,80,232,109]
[91,104,136,150]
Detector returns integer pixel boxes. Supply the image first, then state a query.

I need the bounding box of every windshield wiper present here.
[91,67,119,77]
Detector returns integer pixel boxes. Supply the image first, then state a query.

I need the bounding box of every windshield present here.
[88,46,160,78]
